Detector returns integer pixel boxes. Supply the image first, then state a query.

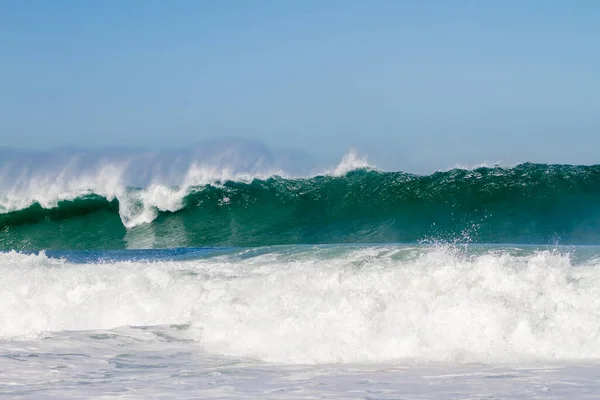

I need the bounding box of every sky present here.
[0,0,599,172]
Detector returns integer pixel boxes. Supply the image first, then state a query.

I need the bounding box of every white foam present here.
[440,161,519,172]
[3,246,600,365]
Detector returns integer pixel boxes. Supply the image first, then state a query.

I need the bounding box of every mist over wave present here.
[0,139,332,200]
[0,138,327,188]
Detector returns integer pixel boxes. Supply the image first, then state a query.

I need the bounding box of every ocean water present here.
[3,151,600,398]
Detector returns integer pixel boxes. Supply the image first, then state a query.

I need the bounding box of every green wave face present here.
[3,163,600,250]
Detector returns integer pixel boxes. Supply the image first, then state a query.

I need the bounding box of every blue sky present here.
[1,0,599,171]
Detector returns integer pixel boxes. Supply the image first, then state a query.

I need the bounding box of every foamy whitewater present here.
[2,245,600,398]
[4,144,600,398]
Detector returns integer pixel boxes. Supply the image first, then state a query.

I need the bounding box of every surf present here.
[2,245,600,364]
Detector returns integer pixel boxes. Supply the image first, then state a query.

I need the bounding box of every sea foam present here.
[2,246,600,364]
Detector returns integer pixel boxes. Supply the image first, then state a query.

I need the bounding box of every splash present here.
[327,149,373,176]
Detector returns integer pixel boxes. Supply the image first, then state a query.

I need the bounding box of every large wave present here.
[3,160,600,249]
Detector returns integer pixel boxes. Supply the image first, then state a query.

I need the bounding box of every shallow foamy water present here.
[3,325,600,399]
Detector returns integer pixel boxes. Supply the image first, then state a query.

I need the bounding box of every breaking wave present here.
[2,160,600,249]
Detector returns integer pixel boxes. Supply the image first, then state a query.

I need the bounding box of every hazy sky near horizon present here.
[1,0,599,172]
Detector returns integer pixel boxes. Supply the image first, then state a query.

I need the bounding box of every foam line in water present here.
[3,246,600,364]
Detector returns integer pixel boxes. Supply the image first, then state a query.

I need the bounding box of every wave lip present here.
[2,246,600,364]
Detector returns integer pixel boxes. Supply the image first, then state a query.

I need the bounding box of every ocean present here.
[3,153,600,398]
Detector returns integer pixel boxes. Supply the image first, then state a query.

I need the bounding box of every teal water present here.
[2,163,600,250]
